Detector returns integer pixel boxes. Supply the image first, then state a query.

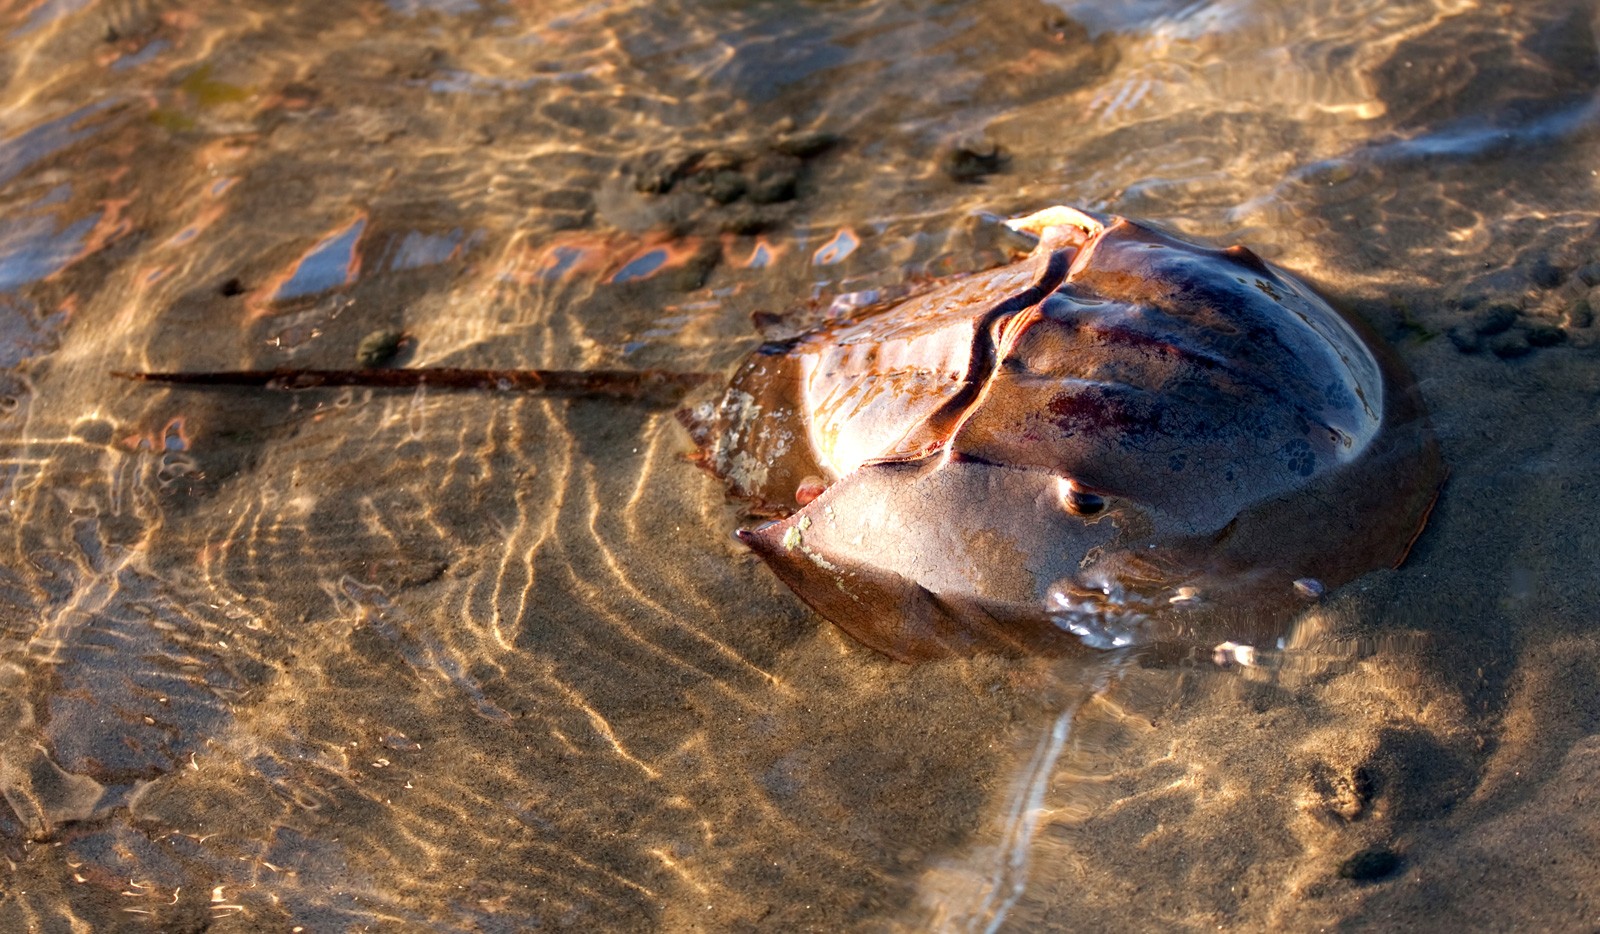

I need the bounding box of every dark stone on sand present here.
[1528,257,1565,289]
[1446,325,1481,354]
[1576,262,1600,288]
[772,131,840,159]
[1473,303,1519,336]
[1488,330,1531,359]
[942,140,1007,181]
[1339,847,1404,883]
[219,277,247,297]
[1524,323,1567,347]
[357,329,409,368]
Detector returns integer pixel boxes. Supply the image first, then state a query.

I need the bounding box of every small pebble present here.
[1293,578,1325,599]
[1338,847,1404,883]
[1576,262,1600,288]
[357,329,409,368]
[1487,330,1531,359]
[1473,303,1518,336]
[1524,323,1567,347]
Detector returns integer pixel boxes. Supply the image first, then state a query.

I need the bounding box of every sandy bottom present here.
[0,0,1598,929]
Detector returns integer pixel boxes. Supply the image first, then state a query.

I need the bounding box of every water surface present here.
[2,0,1599,929]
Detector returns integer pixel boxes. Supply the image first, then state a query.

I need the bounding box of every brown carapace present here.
[680,207,1443,660]
[122,206,1444,662]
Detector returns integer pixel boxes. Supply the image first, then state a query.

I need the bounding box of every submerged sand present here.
[0,0,1597,930]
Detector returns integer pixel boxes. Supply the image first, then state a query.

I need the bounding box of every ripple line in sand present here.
[484,399,572,652]
[572,450,783,701]
[617,412,786,689]
[546,670,662,779]
[336,576,514,723]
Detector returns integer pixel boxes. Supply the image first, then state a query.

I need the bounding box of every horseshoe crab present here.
[122,206,1443,662]
[680,207,1443,660]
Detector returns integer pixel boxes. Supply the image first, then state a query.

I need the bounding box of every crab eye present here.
[1058,478,1106,517]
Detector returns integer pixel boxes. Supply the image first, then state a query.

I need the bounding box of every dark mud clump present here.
[1447,300,1570,357]
[621,122,841,236]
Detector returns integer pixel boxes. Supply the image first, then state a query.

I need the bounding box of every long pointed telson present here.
[113,367,714,406]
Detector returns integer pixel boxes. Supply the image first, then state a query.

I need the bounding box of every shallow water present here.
[2,0,1599,929]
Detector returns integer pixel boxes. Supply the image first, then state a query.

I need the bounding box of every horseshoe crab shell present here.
[684,207,1443,661]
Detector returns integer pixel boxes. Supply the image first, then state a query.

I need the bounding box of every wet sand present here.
[0,0,1598,929]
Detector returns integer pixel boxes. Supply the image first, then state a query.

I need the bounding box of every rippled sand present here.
[1,0,1598,929]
